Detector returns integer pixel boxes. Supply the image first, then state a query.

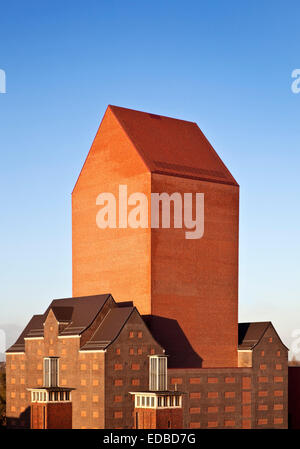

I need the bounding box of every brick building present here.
[6,106,289,428]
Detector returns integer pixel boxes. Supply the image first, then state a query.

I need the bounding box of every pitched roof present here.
[80,307,135,351]
[238,322,270,350]
[238,321,288,350]
[49,294,111,336]
[109,105,238,186]
[6,294,113,353]
[8,315,45,352]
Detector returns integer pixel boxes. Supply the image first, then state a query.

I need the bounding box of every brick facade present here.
[72,105,239,368]
[6,300,164,429]
[168,324,288,429]
[5,106,290,429]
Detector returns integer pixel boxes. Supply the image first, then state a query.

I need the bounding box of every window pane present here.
[44,359,50,387]
[50,358,58,387]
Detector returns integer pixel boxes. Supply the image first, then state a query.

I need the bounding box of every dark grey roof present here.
[51,306,73,323]
[50,294,111,336]
[238,321,288,351]
[80,307,135,351]
[6,294,113,353]
[9,315,45,352]
[238,322,271,350]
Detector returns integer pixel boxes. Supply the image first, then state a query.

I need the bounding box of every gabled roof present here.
[6,294,113,353]
[49,294,112,336]
[8,315,45,352]
[109,105,238,186]
[80,307,135,351]
[238,321,288,351]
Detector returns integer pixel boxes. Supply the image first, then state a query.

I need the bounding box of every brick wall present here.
[168,326,288,429]
[251,325,288,429]
[105,309,164,429]
[151,173,239,368]
[71,107,239,369]
[72,107,152,313]
[31,402,72,429]
[6,353,29,428]
[134,407,183,429]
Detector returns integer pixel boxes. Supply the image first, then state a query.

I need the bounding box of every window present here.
[131,363,140,371]
[258,376,268,383]
[274,390,283,397]
[149,355,167,391]
[225,377,235,384]
[274,376,283,383]
[171,377,182,385]
[274,403,283,410]
[190,392,201,399]
[225,406,235,412]
[208,377,218,384]
[189,377,201,384]
[208,392,218,398]
[258,390,268,397]
[208,406,218,413]
[43,357,59,387]
[258,404,268,411]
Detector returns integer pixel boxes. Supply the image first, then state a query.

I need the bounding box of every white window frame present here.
[43,357,59,387]
[149,355,167,391]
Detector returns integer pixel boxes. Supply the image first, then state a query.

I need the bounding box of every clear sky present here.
[0,0,300,357]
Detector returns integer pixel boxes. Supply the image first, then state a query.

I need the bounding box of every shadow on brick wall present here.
[143,315,202,368]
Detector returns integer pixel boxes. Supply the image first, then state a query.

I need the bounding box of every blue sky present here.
[0,0,300,356]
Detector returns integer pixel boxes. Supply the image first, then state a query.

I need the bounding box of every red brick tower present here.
[72,106,239,368]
